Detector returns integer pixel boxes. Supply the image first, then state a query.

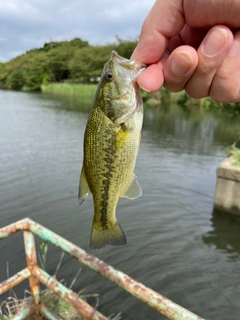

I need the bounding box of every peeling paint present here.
[0,218,206,320]
[0,268,31,295]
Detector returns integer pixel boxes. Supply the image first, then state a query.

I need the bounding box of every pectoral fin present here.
[121,174,142,200]
[78,166,91,205]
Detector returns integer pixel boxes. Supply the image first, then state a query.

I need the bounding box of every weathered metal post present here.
[0,268,31,295]
[23,231,41,320]
[32,266,109,320]
[0,218,206,320]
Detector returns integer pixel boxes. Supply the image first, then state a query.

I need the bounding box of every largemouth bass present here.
[79,51,145,250]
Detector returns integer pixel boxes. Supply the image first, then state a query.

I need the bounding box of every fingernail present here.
[170,52,193,76]
[140,86,151,92]
[202,27,228,57]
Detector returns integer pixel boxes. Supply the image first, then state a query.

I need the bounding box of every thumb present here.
[131,0,184,64]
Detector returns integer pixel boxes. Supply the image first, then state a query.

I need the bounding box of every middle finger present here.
[185,25,233,99]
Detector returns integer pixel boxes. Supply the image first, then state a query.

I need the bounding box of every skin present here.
[131,0,240,103]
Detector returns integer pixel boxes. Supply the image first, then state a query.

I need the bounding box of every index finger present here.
[131,0,185,64]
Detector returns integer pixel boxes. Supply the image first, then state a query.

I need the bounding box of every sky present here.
[0,0,155,62]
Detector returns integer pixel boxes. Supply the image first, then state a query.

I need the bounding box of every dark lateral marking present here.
[99,179,110,228]
[99,141,117,229]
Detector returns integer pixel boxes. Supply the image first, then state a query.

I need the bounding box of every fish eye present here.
[105,71,114,81]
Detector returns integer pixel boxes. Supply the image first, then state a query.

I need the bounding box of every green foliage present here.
[0,37,138,91]
[37,241,48,270]
[227,144,240,166]
[1,36,240,112]
[114,36,138,59]
[140,89,152,102]
[42,38,89,52]
[6,68,26,90]
[176,91,189,105]
[24,61,49,91]
[42,290,86,319]
[42,83,97,99]
[0,63,7,87]
[69,45,112,82]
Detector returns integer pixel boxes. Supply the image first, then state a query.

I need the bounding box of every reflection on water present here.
[0,90,240,319]
[203,211,240,260]
[144,104,240,152]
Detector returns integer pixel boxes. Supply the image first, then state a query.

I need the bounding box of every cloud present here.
[0,0,155,62]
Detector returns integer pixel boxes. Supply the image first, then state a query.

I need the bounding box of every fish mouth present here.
[110,50,146,81]
[103,51,144,124]
[104,51,145,101]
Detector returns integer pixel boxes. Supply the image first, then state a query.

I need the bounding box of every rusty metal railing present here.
[0,218,205,320]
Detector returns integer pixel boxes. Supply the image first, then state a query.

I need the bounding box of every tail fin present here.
[90,222,127,250]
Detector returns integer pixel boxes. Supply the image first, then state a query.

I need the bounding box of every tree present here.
[46,46,75,81]
[6,69,26,90]
[0,37,139,89]
[69,45,113,82]
[115,36,138,58]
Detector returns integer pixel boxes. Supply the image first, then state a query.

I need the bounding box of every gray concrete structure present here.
[214,156,240,217]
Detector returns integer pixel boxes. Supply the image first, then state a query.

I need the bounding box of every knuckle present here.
[185,90,207,100]
[198,52,225,74]
[210,59,240,103]
[185,80,209,99]
[163,73,189,93]
[210,87,240,103]
[163,82,183,92]
[197,61,216,74]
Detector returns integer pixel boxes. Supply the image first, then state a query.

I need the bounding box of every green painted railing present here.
[0,218,205,320]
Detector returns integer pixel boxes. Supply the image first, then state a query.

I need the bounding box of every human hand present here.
[131,0,240,103]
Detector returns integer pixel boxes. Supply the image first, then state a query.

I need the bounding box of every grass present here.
[0,289,121,320]
[41,83,97,99]
[41,82,240,114]
[227,145,240,166]
[0,253,88,320]
[0,290,88,320]
[41,83,194,108]
[0,248,121,320]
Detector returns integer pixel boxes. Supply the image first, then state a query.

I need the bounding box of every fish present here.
[78,50,146,250]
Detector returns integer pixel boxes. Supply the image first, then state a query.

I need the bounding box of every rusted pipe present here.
[37,303,63,320]
[23,231,41,320]
[32,265,109,320]
[0,218,205,320]
[0,218,30,239]
[0,268,31,295]
[12,305,35,320]
[28,220,205,320]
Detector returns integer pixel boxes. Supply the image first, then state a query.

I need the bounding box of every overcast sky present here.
[0,0,155,62]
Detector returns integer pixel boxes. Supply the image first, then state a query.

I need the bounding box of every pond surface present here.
[0,90,240,319]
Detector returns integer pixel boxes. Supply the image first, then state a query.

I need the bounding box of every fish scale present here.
[79,51,146,250]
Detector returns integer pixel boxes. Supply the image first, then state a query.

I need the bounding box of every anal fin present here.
[78,166,91,205]
[121,174,142,200]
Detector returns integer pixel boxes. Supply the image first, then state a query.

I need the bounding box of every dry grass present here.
[0,252,121,320]
[0,289,92,320]
[0,290,121,320]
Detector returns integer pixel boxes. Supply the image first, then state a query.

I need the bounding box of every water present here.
[0,90,240,319]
